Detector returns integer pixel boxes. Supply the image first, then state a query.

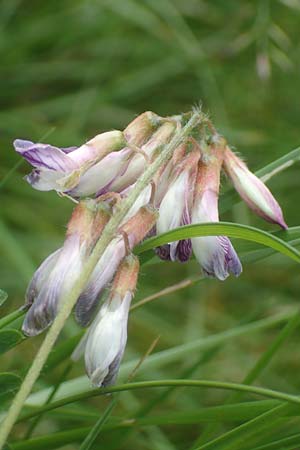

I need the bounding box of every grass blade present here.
[135,222,300,263]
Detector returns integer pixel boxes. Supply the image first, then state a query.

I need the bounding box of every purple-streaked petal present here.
[22,234,83,336]
[192,235,242,280]
[61,146,78,154]
[175,239,192,263]
[155,244,171,261]
[13,139,77,171]
[192,175,242,280]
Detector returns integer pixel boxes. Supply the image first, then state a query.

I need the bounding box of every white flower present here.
[84,291,132,387]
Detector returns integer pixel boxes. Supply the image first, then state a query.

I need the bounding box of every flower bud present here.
[121,205,158,247]
[124,111,161,146]
[69,114,164,197]
[77,255,139,387]
[22,200,110,336]
[110,122,176,193]
[223,147,287,229]
[192,145,242,280]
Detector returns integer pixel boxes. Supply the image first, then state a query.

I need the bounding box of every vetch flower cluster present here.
[15,110,287,387]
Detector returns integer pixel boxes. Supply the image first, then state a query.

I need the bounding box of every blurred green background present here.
[1,1,300,449]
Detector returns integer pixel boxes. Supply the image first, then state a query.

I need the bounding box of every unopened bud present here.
[121,205,158,246]
[111,255,140,298]
[223,147,287,229]
[124,111,161,146]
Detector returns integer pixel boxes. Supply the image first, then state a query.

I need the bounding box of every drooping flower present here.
[223,147,287,229]
[74,255,140,387]
[68,114,170,198]
[14,131,126,193]
[191,142,242,280]
[156,144,200,262]
[22,200,111,336]
[74,205,158,326]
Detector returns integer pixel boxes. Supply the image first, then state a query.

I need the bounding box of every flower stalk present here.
[0,109,203,448]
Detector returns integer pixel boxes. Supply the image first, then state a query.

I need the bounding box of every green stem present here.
[18,379,300,424]
[0,109,202,449]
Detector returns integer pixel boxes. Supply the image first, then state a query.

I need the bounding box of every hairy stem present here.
[0,109,202,448]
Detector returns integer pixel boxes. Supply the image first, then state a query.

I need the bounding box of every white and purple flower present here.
[14,131,126,193]
[156,147,200,262]
[191,146,242,280]
[23,200,111,336]
[74,255,139,387]
[14,112,175,199]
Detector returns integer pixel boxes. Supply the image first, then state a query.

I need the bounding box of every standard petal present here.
[13,139,77,171]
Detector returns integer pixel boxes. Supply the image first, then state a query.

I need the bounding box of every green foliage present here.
[1,0,300,449]
[0,330,24,355]
[0,373,22,403]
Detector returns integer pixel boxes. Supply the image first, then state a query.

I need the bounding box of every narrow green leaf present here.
[135,222,300,263]
[8,401,298,450]
[0,290,8,306]
[251,432,300,450]
[0,329,24,355]
[24,310,296,410]
[193,310,300,447]
[194,403,292,450]
[19,378,300,423]
[9,427,90,450]
[48,400,286,424]
[0,309,26,331]
[255,146,300,181]
[79,398,117,450]
[0,373,22,402]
